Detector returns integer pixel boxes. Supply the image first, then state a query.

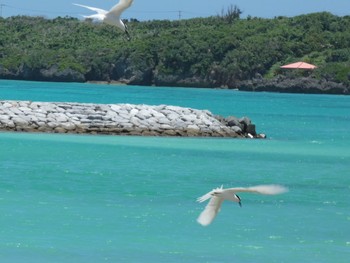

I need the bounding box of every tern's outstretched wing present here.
[197,196,224,226]
[109,0,134,17]
[196,186,223,203]
[196,191,214,203]
[73,3,108,15]
[224,185,288,195]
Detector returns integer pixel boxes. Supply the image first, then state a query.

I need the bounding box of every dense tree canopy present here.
[0,12,349,88]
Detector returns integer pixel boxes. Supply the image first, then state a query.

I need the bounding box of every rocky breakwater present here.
[0,100,264,138]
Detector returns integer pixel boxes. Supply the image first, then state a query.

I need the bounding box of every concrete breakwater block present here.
[0,100,264,138]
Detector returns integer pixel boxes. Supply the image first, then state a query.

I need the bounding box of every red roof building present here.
[280,62,317,69]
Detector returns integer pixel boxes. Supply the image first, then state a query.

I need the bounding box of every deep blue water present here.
[0,80,349,262]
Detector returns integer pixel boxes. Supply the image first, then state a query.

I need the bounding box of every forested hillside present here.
[0,12,349,92]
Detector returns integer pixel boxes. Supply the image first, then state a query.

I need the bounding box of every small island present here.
[0,11,349,95]
[0,100,264,138]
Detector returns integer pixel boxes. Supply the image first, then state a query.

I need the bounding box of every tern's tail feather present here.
[196,186,224,203]
[197,193,212,203]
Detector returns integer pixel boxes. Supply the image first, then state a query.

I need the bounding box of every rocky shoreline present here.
[1,64,348,95]
[238,76,349,95]
[0,100,264,138]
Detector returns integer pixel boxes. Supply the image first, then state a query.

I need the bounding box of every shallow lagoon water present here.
[0,80,349,262]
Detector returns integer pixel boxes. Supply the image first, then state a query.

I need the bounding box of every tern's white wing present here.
[109,0,134,17]
[73,3,108,15]
[197,191,214,203]
[197,196,224,226]
[196,186,223,203]
[224,184,288,195]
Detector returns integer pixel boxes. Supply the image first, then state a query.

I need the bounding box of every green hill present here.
[0,12,349,93]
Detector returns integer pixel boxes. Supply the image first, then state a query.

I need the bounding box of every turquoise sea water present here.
[0,80,349,262]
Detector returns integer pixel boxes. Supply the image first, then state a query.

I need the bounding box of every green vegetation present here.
[0,12,349,87]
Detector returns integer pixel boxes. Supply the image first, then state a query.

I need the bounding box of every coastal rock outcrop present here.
[0,64,85,82]
[0,100,263,138]
[238,76,349,95]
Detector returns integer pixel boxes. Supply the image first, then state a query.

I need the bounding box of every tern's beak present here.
[235,194,242,207]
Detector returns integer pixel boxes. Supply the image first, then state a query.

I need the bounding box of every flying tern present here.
[197,184,288,226]
[73,0,134,39]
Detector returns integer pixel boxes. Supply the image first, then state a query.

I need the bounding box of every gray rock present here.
[160,124,173,130]
[130,108,139,116]
[226,116,241,127]
[246,124,256,136]
[87,115,104,121]
[2,102,13,108]
[110,105,121,112]
[231,126,243,133]
[0,115,10,121]
[151,110,165,119]
[239,117,251,132]
[60,123,76,131]
[187,124,199,130]
[158,117,170,124]
[12,117,29,126]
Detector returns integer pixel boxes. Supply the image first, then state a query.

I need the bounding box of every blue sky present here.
[1,0,349,20]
